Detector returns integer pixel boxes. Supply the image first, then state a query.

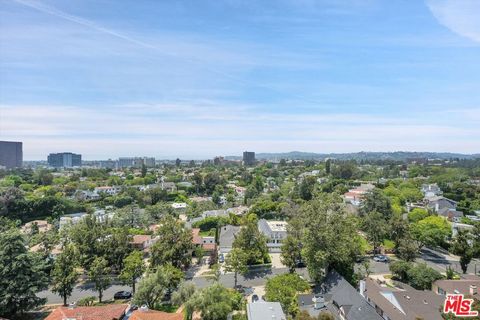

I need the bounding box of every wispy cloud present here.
[426,0,480,43]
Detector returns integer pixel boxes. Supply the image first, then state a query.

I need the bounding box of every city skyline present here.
[1,0,480,159]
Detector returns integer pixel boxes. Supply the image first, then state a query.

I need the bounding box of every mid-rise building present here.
[0,141,23,169]
[243,151,256,166]
[118,157,155,168]
[47,152,81,168]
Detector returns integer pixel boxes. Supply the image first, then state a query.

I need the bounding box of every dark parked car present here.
[251,294,259,302]
[114,291,132,300]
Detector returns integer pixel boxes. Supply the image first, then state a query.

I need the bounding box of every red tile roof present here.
[191,228,202,245]
[202,243,216,251]
[45,304,128,320]
[131,235,152,245]
[129,310,183,320]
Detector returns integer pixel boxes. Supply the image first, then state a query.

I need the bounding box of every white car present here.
[373,255,389,262]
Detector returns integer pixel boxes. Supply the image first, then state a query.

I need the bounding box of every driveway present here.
[269,253,286,269]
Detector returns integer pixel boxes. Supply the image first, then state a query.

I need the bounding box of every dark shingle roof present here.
[298,270,382,320]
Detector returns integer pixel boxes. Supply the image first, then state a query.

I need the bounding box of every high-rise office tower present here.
[0,141,23,169]
[243,151,256,166]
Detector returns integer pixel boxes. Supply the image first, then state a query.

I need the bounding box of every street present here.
[38,248,480,305]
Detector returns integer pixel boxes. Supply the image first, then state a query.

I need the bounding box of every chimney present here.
[470,285,477,296]
[359,280,366,298]
[313,295,325,309]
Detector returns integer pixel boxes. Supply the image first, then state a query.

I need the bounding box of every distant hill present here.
[226,151,480,161]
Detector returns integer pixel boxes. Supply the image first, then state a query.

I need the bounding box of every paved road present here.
[38,281,133,305]
[39,266,308,305]
[417,247,480,275]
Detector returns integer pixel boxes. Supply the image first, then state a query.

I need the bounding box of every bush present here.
[77,296,96,306]
[407,263,443,290]
[390,260,413,282]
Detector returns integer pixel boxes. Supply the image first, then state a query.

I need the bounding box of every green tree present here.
[0,229,48,317]
[224,248,248,287]
[133,265,183,308]
[141,163,147,178]
[360,189,392,219]
[408,208,429,223]
[150,215,193,269]
[450,230,473,274]
[407,263,442,290]
[68,215,106,269]
[297,195,361,283]
[88,257,111,303]
[171,282,197,320]
[396,236,419,262]
[265,273,309,316]
[362,211,389,253]
[471,222,480,258]
[187,283,240,320]
[389,260,412,282]
[298,176,316,201]
[233,220,269,265]
[51,244,79,306]
[325,159,331,175]
[101,227,133,272]
[281,235,302,273]
[411,216,451,248]
[119,251,145,294]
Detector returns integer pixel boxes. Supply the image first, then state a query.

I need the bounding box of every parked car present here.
[218,253,225,263]
[114,291,132,300]
[373,255,389,262]
[251,294,259,303]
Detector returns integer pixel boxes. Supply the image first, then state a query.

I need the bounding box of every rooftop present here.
[45,304,127,320]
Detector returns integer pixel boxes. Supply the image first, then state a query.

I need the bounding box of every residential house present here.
[131,235,157,255]
[433,277,480,297]
[45,304,127,320]
[94,186,121,196]
[421,184,443,197]
[171,202,188,210]
[246,302,286,320]
[29,243,63,259]
[226,206,249,216]
[21,220,52,234]
[258,219,287,252]
[161,181,177,192]
[59,212,88,229]
[360,277,444,320]
[235,186,247,198]
[452,222,475,237]
[74,190,101,201]
[344,184,375,206]
[189,209,228,225]
[298,270,382,320]
[437,207,464,221]
[426,196,457,213]
[191,228,216,254]
[129,308,183,320]
[218,225,241,254]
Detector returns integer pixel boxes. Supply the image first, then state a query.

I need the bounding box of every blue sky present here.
[0,0,479,160]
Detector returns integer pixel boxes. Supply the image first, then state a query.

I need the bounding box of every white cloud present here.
[1,103,479,159]
[426,0,480,43]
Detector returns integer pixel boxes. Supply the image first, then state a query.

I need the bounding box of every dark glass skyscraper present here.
[0,141,23,169]
[243,151,256,166]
